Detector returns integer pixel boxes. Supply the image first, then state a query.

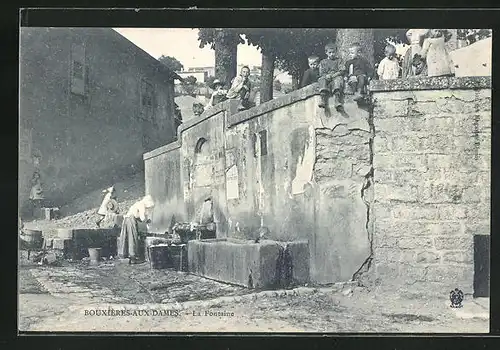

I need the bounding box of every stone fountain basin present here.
[187,238,309,289]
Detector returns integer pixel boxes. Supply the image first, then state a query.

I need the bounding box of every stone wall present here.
[19,28,177,213]
[144,85,373,285]
[144,75,490,294]
[370,76,491,295]
[144,143,184,232]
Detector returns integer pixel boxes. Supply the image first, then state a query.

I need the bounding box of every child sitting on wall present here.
[205,79,228,110]
[301,55,320,88]
[318,42,345,110]
[344,42,374,101]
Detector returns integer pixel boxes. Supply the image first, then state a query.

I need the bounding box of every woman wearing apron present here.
[118,195,155,264]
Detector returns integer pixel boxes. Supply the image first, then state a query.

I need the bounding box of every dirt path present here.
[19,261,489,333]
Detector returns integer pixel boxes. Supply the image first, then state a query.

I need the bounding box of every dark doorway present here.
[473,234,490,297]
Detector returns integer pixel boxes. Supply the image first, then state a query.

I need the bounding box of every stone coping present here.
[143,140,181,160]
[144,75,491,160]
[143,84,319,160]
[369,75,491,92]
[227,83,319,127]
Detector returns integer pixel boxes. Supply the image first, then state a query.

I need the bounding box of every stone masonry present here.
[370,76,491,295]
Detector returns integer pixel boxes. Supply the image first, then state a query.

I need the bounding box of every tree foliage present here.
[181,75,198,96]
[244,29,337,82]
[457,29,492,45]
[158,55,184,72]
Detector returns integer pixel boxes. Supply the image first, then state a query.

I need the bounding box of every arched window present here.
[194,137,208,154]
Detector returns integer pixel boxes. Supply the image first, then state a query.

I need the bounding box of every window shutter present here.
[71,43,86,95]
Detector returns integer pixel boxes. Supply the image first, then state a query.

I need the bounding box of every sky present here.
[114,28,263,69]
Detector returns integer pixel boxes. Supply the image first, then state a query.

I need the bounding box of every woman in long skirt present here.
[401,29,430,78]
[118,195,154,264]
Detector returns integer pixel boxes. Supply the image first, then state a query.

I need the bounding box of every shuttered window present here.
[70,43,87,96]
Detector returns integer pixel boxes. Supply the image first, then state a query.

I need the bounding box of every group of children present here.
[301,41,400,111]
[301,30,455,111]
[204,65,253,112]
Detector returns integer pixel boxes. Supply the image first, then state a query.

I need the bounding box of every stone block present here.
[465,222,490,236]
[424,134,458,153]
[437,204,467,220]
[373,169,393,183]
[188,238,282,289]
[375,183,418,203]
[398,237,433,250]
[423,116,455,134]
[41,207,60,220]
[427,222,463,236]
[372,233,399,249]
[57,228,74,239]
[390,204,440,221]
[420,181,464,204]
[400,249,416,262]
[373,135,390,153]
[442,250,473,264]
[374,153,427,171]
[285,240,309,286]
[407,101,439,116]
[399,264,428,284]
[373,100,409,118]
[424,265,474,294]
[52,238,72,250]
[415,250,440,264]
[374,262,399,280]
[413,89,454,102]
[373,248,401,263]
[374,117,425,134]
[375,221,433,236]
[466,204,490,221]
[52,238,73,258]
[389,135,427,153]
[391,169,427,186]
[461,186,482,203]
[433,236,473,251]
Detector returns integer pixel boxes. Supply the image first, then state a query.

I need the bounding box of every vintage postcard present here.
[18,16,491,333]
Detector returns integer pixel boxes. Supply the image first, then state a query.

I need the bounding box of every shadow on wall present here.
[228,211,262,240]
[150,196,186,233]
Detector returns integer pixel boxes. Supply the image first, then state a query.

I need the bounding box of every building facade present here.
[19,27,178,215]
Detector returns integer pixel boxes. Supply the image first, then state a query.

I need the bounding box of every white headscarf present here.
[142,195,155,208]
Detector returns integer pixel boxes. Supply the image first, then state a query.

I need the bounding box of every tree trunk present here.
[336,29,375,67]
[214,29,238,89]
[260,49,275,103]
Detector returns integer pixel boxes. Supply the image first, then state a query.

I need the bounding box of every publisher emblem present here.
[449,288,464,308]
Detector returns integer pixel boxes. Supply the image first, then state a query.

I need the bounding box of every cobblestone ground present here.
[18,254,489,333]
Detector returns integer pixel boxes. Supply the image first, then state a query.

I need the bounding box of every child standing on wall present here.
[345,42,374,101]
[318,43,345,110]
[377,44,400,80]
[301,55,320,88]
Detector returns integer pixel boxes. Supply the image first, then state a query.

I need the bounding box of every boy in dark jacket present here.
[301,55,320,88]
[318,42,345,110]
[345,42,374,101]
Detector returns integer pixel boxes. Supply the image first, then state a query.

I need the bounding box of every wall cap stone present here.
[143,84,319,160]
[369,76,491,92]
[228,83,319,127]
[143,140,181,160]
